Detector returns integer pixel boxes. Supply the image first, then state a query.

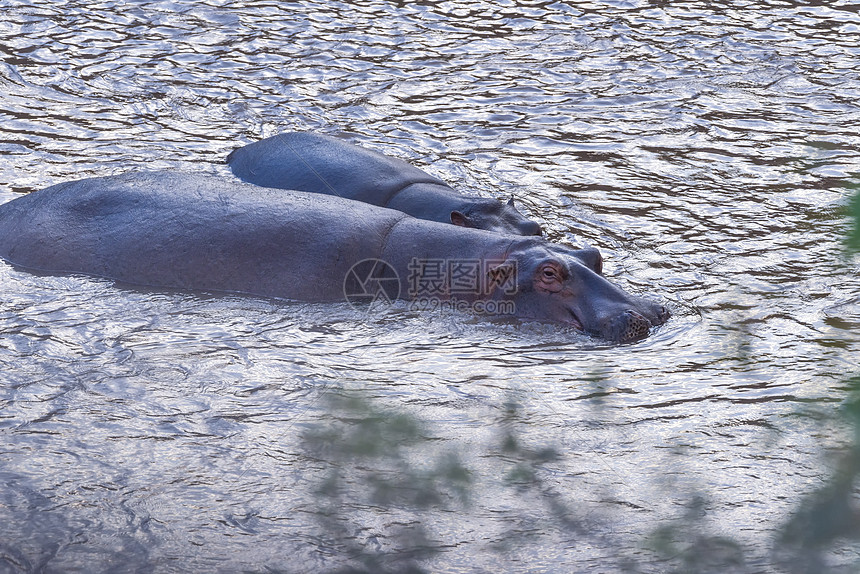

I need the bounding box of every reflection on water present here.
[1,0,859,572]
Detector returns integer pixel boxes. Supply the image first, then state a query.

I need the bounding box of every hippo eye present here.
[534,263,565,294]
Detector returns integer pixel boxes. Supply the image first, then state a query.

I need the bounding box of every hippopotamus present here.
[0,172,668,342]
[226,132,543,236]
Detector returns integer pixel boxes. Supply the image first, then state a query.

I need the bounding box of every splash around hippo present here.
[0,172,668,342]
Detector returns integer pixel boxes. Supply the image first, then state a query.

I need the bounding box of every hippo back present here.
[227,132,448,205]
[227,132,544,236]
[0,171,407,302]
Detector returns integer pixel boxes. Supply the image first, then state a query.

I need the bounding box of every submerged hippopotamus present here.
[0,172,668,342]
[226,132,543,236]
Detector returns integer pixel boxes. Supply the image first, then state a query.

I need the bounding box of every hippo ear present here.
[450,211,470,227]
[576,247,603,275]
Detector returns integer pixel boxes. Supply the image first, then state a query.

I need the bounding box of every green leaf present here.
[848,188,860,252]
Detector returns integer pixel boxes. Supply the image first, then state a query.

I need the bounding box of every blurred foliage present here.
[642,184,860,573]
[491,400,594,549]
[773,374,860,574]
[847,187,860,252]
[301,393,613,573]
[303,374,860,573]
[304,186,860,572]
[300,391,471,574]
[644,495,748,574]
[302,376,860,573]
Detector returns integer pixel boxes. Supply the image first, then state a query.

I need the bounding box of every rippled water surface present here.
[1,1,859,572]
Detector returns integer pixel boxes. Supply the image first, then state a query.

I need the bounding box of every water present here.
[1,0,859,572]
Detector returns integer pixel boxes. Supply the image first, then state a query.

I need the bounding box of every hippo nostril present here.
[608,310,652,342]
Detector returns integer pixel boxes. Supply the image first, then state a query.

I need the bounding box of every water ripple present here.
[2,0,860,571]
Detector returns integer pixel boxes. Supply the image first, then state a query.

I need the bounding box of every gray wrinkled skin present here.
[227,132,543,236]
[0,172,667,342]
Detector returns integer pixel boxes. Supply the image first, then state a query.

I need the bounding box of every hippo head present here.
[451,197,543,236]
[488,241,669,342]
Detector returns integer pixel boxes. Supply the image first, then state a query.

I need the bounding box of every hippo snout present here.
[605,310,654,343]
[524,221,543,236]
